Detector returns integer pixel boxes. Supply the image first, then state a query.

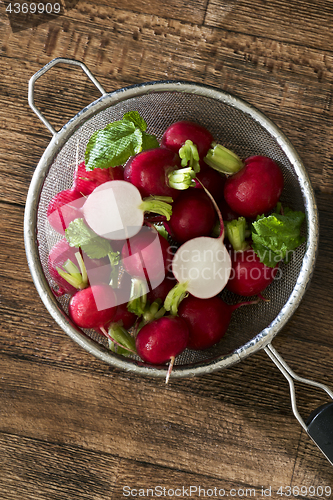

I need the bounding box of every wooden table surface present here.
[1,0,333,498]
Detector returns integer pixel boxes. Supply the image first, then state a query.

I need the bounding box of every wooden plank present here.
[2,0,208,32]
[0,433,121,500]
[292,433,333,491]
[3,431,312,500]
[1,0,333,492]
[205,0,333,51]
[114,457,333,500]
[0,354,299,487]
[0,431,330,500]
[2,7,333,94]
[0,203,30,280]
[1,6,333,105]
[1,9,333,195]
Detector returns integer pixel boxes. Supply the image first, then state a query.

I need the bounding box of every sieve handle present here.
[28,57,107,136]
[264,343,333,466]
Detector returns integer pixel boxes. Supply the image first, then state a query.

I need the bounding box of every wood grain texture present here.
[0,355,304,484]
[205,0,333,50]
[4,432,327,500]
[1,4,332,198]
[0,433,121,500]
[1,0,333,497]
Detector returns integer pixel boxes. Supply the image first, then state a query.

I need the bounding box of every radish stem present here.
[164,282,189,316]
[74,252,88,286]
[168,166,196,190]
[195,177,224,239]
[127,278,148,316]
[225,217,249,252]
[179,140,200,172]
[139,299,166,328]
[204,143,243,174]
[139,195,173,220]
[55,252,89,290]
[100,325,137,355]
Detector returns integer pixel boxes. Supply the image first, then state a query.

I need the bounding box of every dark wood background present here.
[1,0,333,498]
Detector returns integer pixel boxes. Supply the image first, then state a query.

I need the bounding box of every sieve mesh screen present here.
[35,89,308,368]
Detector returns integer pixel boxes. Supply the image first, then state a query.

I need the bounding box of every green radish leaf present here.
[153,224,169,241]
[85,122,142,170]
[104,119,127,131]
[141,131,160,150]
[65,218,119,261]
[84,112,158,170]
[123,111,147,131]
[251,207,306,267]
[251,240,281,268]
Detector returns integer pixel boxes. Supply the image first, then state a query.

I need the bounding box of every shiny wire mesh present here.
[36,90,307,367]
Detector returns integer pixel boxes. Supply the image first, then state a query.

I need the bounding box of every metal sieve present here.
[25,58,333,464]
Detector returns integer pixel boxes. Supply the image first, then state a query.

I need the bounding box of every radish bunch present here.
[45,112,305,381]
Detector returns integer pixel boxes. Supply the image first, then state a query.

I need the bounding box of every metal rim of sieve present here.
[25,59,333,467]
[24,58,319,380]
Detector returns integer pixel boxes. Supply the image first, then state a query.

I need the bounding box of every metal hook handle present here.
[28,57,107,136]
[265,343,333,465]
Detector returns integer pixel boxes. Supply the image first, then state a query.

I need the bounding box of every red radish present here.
[194,162,226,202]
[165,189,216,243]
[227,248,279,296]
[68,284,117,329]
[161,120,214,159]
[224,155,284,218]
[111,303,137,330]
[94,278,137,337]
[95,300,137,336]
[95,303,137,341]
[178,294,260,350]
[178,295,244,350]
[135,316,189,368]
[147,274,176,304]
[218,198,239,222]
[48,238,83,296]
[124,147,193,199]
[73,161,124,196]
[178,295,231,350]
[165,181,231,314]
[47,188,85,235]
[121,227,171,287]
[81,254,113,286]
[161,120,243,175]
[83,180,173,240]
